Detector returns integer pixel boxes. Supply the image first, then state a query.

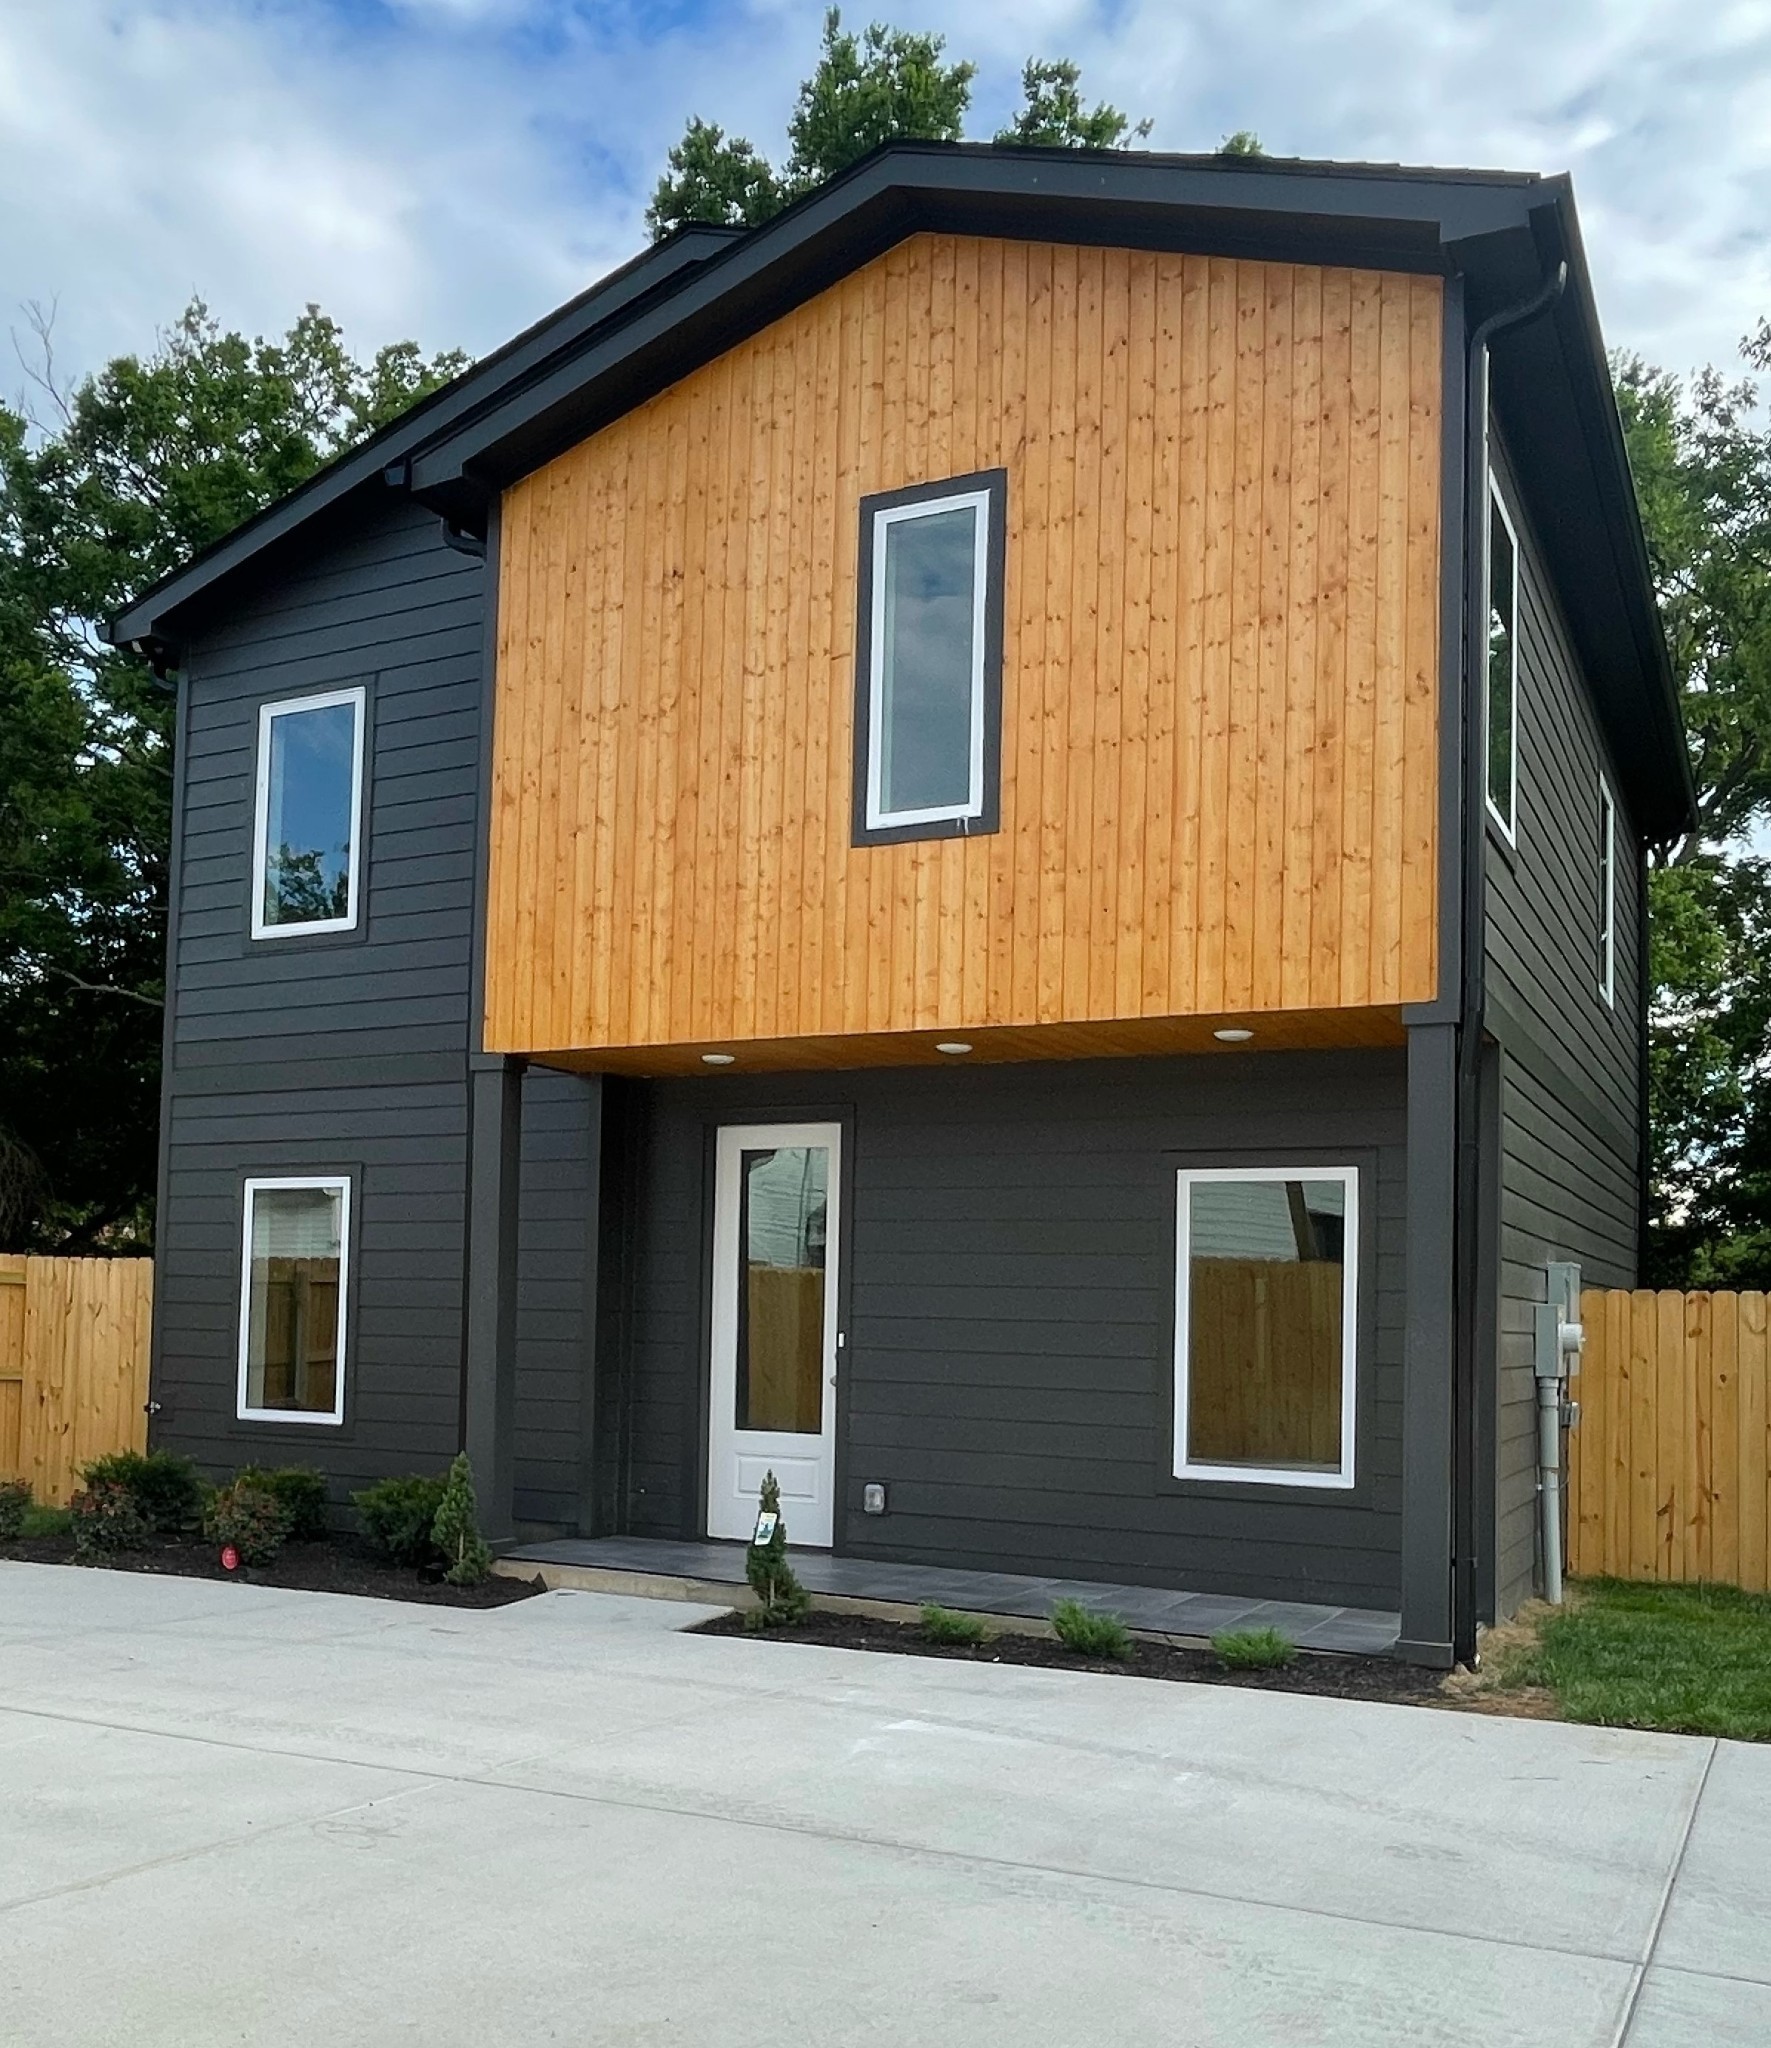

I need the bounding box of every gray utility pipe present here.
[1533,1262,1584,1604]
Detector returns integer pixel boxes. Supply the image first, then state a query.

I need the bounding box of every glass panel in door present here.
[735,1146,828,1434]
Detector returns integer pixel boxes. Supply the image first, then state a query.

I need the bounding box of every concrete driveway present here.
[1,1564,1765,2047]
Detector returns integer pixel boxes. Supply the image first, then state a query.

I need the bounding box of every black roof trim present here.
[406,143,1548,510]
[105,222,742,647]
[111,139,1692,838]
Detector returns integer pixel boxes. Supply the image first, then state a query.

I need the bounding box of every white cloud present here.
[1,0,1767,401]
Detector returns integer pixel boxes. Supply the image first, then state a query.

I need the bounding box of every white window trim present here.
[1485,483,1520,845]
[864,487,991,831]
[1172,1165,1359,1491]
[250,685,366,940]
[1599,773,1617,1008]
[236,1174,351,1425]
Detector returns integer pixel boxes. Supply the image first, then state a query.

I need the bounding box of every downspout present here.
[1453,258,1567,1664]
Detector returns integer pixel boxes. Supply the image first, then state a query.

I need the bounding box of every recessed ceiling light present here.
[1213,1028,1254,1044]
[934,1041,973,1056]
[700,1052,736,1066]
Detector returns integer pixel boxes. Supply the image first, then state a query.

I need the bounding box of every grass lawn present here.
[1499,1579,1771,1741]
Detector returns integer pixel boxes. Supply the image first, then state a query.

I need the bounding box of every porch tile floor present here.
[503,1536,1401,1657]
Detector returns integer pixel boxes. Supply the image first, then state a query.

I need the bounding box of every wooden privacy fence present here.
[0,1255,155,1507]
[1570,1289,1771,1592]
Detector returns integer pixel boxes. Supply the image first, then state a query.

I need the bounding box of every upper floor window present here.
[853,471,1005,845]
[252,686,365,938]
[1486,486,1519,840]
[1598,775,1617,1007]
[237,1176,349,1424]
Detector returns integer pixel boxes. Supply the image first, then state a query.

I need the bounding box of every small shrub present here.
[0,1478,31,1541]
[1212,1627,1296,1671]
[353,1473,447,1568]
[431,1452,493,1587]
[23,1503,72,1539]
[236,1465,329,1541]
[69,1479,150,1561]
[78,1450,204,1534]
[204,1480,290,1566]
[744,1470,810,1630]
[1049,1598,1133,1660]
[919,1603,988,1647]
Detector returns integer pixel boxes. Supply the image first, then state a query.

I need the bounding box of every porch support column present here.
[1399,1020,1457,1666]
[464,1052,524,1541]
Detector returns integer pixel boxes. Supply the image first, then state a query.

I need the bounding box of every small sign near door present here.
[751,1510,779,1547]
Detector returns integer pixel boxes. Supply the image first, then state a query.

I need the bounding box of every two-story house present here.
[112,145,1693,1666]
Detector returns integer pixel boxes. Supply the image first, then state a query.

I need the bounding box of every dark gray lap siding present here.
[1485,430,1645,1615]
[600,1049,1407,1609]
[156,498,594,1518]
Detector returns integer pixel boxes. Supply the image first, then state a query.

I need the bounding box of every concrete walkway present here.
[0,1564,1765,2047]
[505,1533,1403,1652]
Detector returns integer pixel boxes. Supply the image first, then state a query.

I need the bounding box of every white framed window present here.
[236,1176,350,1424]
[1485,485,1519,841]
[854,471,1004,843]
[251,686,366,938]
[1598,774,1617,1007]
[1173,1166,1358,1490]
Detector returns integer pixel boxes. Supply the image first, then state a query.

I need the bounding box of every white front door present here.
[706,1123,842,1546]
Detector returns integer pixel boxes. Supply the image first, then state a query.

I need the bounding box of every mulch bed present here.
[689,1607,1448,1707]
[1,1530,545,1609]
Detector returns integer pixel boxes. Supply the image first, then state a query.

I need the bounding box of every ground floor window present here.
[237,1176,349,1424]
[1173,1167,1357,1488]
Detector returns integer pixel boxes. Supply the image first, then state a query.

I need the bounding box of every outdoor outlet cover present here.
[862,1483,888,1515]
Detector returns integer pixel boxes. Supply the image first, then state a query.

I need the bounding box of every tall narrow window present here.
[1486,487,1519,839]
[1598,775,1617,1007]
[237,1177,349,1424]
[252,686,366,937]
[853,470,1005,844]
[1174,1167,1358,1489]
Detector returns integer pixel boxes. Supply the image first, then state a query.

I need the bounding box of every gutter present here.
[1452,259,1567,1665]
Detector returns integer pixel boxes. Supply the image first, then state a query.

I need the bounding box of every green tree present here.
[992,59,1151,150]
[782,9,974,191]
[0,301,466,1249]
[1218,130,1265,156]
[1616,340,1771,1283]
[647,12,1150,241]
[644,118,786,236]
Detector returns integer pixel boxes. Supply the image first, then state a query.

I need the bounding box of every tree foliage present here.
[648,10,1151,240]
[1617,341,1771,1283]
[992,59,1150,151]
[0,300,465,1249]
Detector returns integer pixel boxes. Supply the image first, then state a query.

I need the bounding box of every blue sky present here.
[4,0,1769,398]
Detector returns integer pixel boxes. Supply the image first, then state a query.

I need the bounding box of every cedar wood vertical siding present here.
[1484,430,1645,1615]
[487,235,1443,1059]
[154,497,596,1520]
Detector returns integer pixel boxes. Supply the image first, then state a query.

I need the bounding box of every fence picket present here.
[0,1258,152,1507]
[1572,1287,1771,1593]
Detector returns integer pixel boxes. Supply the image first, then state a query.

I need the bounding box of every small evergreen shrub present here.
[236,1464,329,1541]
[431,1453,493,1586]
[1211,1627,1296,1671]
[353,1473,448,1568]
[919,1603,988,1647]
[744,1471,810,1630]
[69,1479,150,1561]
[204,1480,290,1566]
[22,1503,72,1539]
[0,1478,30,1541]
[78,1450,204,1533]
[1049,1598,1133,1660]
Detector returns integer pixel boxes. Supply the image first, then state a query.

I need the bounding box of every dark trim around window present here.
[851,468,1006,848]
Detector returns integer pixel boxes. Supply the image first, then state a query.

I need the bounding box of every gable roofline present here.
[111,139,1692,840]
[105,221,742,652]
